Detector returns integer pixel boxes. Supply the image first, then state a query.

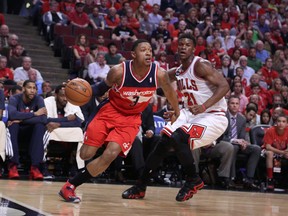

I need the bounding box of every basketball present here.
[65,78,92,106]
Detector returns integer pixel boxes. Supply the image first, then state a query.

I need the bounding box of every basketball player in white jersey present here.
[122,32,230,202]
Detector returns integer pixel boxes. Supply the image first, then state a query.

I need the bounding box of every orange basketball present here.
[65,78,92,106]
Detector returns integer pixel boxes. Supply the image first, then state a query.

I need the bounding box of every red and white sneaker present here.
[59,181,81,203]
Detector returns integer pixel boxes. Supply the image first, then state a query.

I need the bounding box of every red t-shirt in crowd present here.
[262,126,288,150]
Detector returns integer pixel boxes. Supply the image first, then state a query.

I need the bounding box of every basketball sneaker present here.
[59,181,81,203]
[122,185,146,199]
[30,166,43,180]
[175,177,204,202]
[8,163,19,179]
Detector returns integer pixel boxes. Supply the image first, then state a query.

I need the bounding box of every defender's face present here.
[133,42,152,66]
[178,38,195,60]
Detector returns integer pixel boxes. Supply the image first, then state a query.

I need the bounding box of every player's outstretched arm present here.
[157,67,180,119]
[195,60,230,109]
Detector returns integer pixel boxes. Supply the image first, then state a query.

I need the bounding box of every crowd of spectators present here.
[0,0,288,192]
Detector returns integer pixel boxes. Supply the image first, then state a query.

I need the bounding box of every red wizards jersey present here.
[109,60,158,115]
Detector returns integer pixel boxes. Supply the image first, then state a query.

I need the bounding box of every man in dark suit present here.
[219,95,261,189]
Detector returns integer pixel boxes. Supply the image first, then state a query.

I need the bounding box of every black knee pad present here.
[171,128,190,148]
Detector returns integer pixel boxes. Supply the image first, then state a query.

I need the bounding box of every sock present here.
[69,167,93,187]
[267,168,273,179]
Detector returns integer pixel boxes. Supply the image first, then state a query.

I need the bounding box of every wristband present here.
[202,104,206,111]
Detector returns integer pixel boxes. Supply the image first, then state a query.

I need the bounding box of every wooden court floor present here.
[0,180,287,216]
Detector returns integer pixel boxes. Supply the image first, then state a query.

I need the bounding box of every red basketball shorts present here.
[84,103,141,156]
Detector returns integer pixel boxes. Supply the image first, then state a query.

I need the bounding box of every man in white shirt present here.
[14,56,43,83]
[88,52,110,84]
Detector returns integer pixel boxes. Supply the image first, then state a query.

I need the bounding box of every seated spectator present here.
[14,56,43,83]
[40,81,53,99]
[152,34,166,56]
[255,40,270,64]
[0,88,5,164]
[7,80,47,180]
[223,28,236,51]
[98,0,110,16]
[42,1,68,46]
[229,48,242,70]
[262,115,288,191]
[238,55,255,84]
[260,57,279,89]
[8,45,25,70]
[227,38,248,57]
[194,36,206,57]
[44,84,85,176]
[280,86,288,110]
[111,16,137,42]
[272,49,286,73]
[247,47,262,72]
[59,0,75,16]
[154,51,169,71]
[0,24,9,49]
[212,38,226,58]
[151,20,171,46]
[231,81,248,113]
[104,42,122,66]
[105,7,120,30]
[260,109,272,125]
[244,74,267,97]
[220,95,261,189]
[280,67,288,87]
[89,7,106,30]
[205,43,221,69]
[0,56,14,85]
[267,78,283,106]
[68,1,90,28]
[94,36,108,55]
[207,28,225,48]
[256,69,268,90]
[148,3,163,31]
[221,55,234,82]
[196,15,213,38]
[0,13,5,25]
[242,30,255,50]
[72,34,90,77]
[269,93,288,116]
[139,11,154,36]
[88,52,110,84]
[126,7,140,34]
[84,44,98,70]
[28,69,43,95]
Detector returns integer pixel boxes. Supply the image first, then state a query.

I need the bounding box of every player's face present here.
[23,82,37,100]
[133,42,152,66]
[56,89,67,107]
[178,38,195,60]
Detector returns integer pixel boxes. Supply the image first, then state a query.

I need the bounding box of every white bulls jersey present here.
[175,56,227,113]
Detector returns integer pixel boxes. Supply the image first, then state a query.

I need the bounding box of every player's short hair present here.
[55,84,65,94]
[131,39,149,51]
[23,80,35,87]
[178,32,196,46]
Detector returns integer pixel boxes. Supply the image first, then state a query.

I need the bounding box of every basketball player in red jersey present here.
[122,32,230,202]
[58,39,180,203]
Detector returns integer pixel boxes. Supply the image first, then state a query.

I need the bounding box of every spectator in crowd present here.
[148,3,163,30]
[0,88,5,164]
[255,14,270,36]
[260,57,279,89]
[40,81,53,99]
[196,15,213,38]
[280,67,288,87]
[227,38,248,57]
[14,56,43,83]
[98,0,110,16]
[7,80,47,180]
[220,95,261,189]
[84,44,98,70]
[164,7,178,25]
[104,42,122,66]
[221,55,234,82]
[88,52,110,84]
[60,0,75,16]
[117,1,131,17]
[0,24,9,48]
[95,35,108,54]
[139,11,154,36]
[269,94,288,116]
[260,109,272,125]
[267,78,283,106]
[238,55,255,85]
[231,81,249,114]
[154,51,169,71]
[247,47,262,72]
[229,48,241,70]
[256,69,268,90]
[105,7,120,30]
[8,44,25,70]
[151,20,171,46]
[126,7,140,34]
[242,30,255,50]
[89,7,106,30]
[152,34,166,56]
[185,8,199,30]
[27,69,43,95]
[223,28,236,51]
[255,40,270,64]
[262,114,288,191]
[72,34,90,77]
[272,49,286,73]
[0,56,14,85]
[68,1,90,29]
[281,86,288,110]
[207,28,224,48]
[111,16,137,42]
[42,1,68,47]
